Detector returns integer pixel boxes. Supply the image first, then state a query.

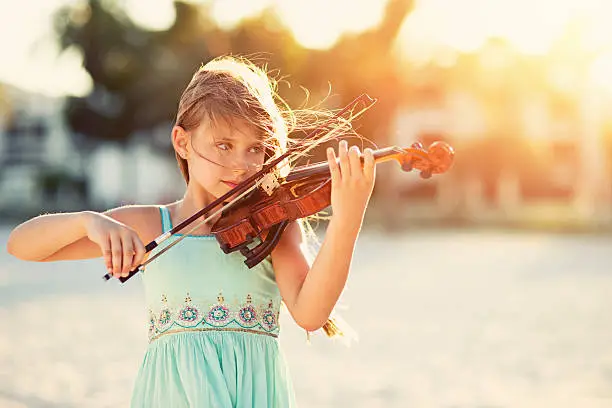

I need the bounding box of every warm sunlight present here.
[211,0,386,49]
[124,0,176,31]
[0,0,92,97]
[147,0,612,59]
[5,0,612,97]
[398,0,612,61]
[272,0,386,49]
[589,52,612,95]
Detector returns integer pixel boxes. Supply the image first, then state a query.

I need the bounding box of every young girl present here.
[6,56,375,407]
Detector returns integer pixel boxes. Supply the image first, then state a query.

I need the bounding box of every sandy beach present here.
[1,227,611,407]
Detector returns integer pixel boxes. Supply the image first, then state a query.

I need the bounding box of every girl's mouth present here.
[222,181,238,189]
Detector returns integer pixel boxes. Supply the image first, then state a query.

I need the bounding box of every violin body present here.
[212,176,332,267]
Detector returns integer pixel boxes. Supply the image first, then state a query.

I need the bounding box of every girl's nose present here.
[232,159,262,174]
[232,166,247,176]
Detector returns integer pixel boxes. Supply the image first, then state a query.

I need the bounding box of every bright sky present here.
[2,0,612,97]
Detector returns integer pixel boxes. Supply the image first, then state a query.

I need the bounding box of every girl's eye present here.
[217,143,231,151]
[249,145,264,154]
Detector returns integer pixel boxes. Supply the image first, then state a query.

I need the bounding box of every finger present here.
[110,233,123,277]
[348,145,362,179]
[327,147,341,186]
[363,148,375,181]
[121,235,135,277]
[338,140,350,179]
[132,235,146,270]
[101,237,113,276]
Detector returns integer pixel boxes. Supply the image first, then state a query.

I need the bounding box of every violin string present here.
[136,178,264,270]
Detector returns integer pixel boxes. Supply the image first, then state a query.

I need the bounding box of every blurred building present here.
[384,40,612,229]
[0,83,87,217]
[0,84,184,219]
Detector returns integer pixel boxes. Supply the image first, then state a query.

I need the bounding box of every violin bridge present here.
[260,170,281,196]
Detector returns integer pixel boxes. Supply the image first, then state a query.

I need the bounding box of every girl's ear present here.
[172,126,189,159]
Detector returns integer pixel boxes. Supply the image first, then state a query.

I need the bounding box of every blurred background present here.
[1,0,612,407]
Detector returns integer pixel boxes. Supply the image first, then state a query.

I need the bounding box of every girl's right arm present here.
[6,208,148,278]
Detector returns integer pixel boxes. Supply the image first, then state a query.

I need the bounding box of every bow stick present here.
[103,93,377,283]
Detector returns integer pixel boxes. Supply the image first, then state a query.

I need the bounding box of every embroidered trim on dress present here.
[148,292,280,341]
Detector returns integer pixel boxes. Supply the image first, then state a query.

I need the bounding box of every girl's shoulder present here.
[105,204,165,243]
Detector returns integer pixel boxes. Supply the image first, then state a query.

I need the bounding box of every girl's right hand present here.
[83,212,146,278]
[326,140,375,233]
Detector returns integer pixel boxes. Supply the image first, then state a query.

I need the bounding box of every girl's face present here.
[176,118,267,198]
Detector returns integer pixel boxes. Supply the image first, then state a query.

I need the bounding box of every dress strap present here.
[159,206,173,233]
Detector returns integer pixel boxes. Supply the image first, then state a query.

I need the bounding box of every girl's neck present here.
[171,184,221,235]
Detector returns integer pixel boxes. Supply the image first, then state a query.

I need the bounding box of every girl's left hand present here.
[326,140,376,231]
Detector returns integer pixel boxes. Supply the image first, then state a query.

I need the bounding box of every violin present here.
[211,141,454,268]
[103,94,454,283]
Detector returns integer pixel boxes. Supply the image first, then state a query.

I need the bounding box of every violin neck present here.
[285,146,403,182]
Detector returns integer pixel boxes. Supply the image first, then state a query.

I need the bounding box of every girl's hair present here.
[175,55,289,183]
[174,55,328,261]
[174,55,364,183]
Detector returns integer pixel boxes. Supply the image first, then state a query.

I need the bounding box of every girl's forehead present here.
[200,116,264,142]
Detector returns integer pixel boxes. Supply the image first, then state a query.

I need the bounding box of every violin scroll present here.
[399,141,454,179]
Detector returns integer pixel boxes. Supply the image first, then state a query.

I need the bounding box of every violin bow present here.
[104,93,378,283]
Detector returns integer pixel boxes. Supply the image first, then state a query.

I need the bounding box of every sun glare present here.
[210,0,272,29]
[272,0,386,49]
[210,0,387,49]
[124,0,176,31]
[399,0,612,61]
[5,0,612,97]
[0,0,91,97]
[589,52,612,94]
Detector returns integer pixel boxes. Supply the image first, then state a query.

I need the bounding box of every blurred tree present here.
[53,0,220,203]
[0,83,12,180]
[295,0,414,148]
[53,0,414,204]
[292,0,415,219]
[55,0,414,147]
[54,0,209,145]
[0,83,11,124]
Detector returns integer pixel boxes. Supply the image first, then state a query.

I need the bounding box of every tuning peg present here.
[420,169,432,179]
[401,159,414,172]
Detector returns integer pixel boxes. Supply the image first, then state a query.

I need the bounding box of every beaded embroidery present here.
[158,294,173,331]
[148,292,280,342]
[178,293,200,327]
[207,293,231,326]
[237,294,258,327]
[261,299,277,331]
[148,312,156,338]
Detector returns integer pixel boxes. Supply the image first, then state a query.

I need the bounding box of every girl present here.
[6,56,375,407]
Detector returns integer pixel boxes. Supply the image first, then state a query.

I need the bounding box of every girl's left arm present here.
[271,141,375,332]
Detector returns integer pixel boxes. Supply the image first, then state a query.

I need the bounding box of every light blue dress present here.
[130,206,297,407]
